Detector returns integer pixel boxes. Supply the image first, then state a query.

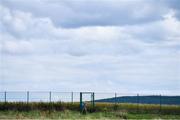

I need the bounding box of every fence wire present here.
[0,91,180,106]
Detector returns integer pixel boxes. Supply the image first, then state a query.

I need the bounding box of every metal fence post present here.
[27,91,29,103]
[4,91,6,103]
[92,92,95,108]
[137,93,139,113]
[71,92,73,103]
[115,93,117,104]
[49,91,51,102]
[160,94,162,112]
[80,92,83,111]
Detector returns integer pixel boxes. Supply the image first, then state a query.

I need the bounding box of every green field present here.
[0,102,180,119]
[1,110,180,119]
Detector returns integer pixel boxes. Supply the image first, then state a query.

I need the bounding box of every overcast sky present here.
[0,0,180,94]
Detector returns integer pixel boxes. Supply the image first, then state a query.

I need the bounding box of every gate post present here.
[80,92,83,111]
[92,92,95,108]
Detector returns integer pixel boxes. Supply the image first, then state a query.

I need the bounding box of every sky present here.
[0,0,180,95]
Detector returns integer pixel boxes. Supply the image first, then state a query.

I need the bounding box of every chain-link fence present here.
[0,91,180,106]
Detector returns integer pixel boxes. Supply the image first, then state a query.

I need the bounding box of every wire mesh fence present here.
[0,91,180,106]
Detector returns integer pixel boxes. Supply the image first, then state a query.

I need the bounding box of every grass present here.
[1,110,180,119]
[0,102,180,119]
[0,110,117,119]
[127,113,180,119]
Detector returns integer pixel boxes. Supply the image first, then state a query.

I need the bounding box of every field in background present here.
[0,102,180,119]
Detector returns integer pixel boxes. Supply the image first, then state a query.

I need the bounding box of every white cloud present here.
[3,40,33,54]
[1,0,170,28]
[0,2,180,94]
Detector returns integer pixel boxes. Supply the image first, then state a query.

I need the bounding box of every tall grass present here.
[0,102,79,111]
[0,102,180,115]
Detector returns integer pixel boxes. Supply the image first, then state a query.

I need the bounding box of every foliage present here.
[0,102,180,115]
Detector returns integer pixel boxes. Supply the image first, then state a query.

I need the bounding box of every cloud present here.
[3,40,33,55]
[163,0,180,19]
[1,0,171,28]
[0,1,180,94]
[1,53,179,94]
[1,5,179,56]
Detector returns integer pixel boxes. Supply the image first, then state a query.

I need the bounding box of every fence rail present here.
[0,91,180,106]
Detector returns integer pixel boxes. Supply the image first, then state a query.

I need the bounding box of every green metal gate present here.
[80,92,95,111]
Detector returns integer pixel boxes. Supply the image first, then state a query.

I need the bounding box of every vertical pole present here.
[115,93,117,104]
[137,93,139,113]
[91,93,93,104]
[27,91,29,103]
[4,91,6,103]
[71,92,73,103]
[49,91,51,102]
[160,94,162,112]
[80,92,82,111]
[92,92,95,108]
